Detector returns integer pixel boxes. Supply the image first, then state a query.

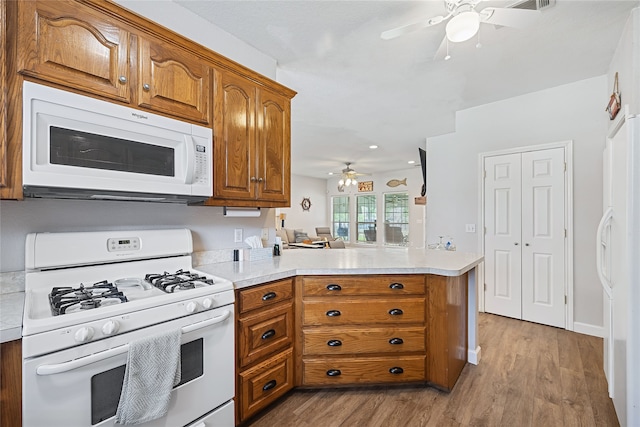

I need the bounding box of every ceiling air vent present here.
[509,0,556,10]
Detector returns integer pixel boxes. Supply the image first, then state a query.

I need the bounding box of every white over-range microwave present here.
[22,81,212,203]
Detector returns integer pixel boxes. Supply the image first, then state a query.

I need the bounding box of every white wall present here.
[426,76,608,331]
[608,7,640,116]
[276,175,328,235]
[0,199,275,272]
[114,0,277,78]
[326,167,425,248]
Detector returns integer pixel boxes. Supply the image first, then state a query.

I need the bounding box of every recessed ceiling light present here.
[408,160,416,164]
[328,172,334,175]
[369,145,378,149]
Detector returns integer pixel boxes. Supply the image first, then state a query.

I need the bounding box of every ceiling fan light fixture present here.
[446,11,480,42]
[338,179,345,186]
[345,178,352,186]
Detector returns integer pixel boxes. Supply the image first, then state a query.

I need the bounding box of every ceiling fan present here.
[381,0,541,56]
[336,163,369,192]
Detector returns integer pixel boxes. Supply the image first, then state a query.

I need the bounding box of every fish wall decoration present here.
[386,178,407,187]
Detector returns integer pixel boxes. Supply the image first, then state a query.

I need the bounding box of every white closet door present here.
[521,148,566,328]
[484,153,522,319]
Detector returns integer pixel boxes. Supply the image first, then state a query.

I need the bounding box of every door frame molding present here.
[478,140,574,331]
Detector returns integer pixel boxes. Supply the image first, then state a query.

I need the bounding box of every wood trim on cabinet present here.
[0,0,6,188]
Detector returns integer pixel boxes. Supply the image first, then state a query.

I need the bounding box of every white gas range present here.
[22,229,236,427]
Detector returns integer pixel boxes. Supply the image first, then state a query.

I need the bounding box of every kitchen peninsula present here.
[195,247,483,423]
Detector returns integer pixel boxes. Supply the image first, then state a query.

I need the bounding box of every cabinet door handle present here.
[118,75,127,84]
[326,369,341,377]
[261,329,276,340]
[258,177,264,182]
[326,284,342,291]
[262,292,276,301]
[389,283,404,290]
[327,339,342,347]
[389,367,404,375]
[262,380,277,391]
[251,176,257,182]
[142,83,150,91]
[388,308,403,316]
[389,338,404,345]
[326,310,341,317]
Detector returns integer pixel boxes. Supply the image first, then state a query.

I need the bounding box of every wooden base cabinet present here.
[296,275,428,387]
[236,279,294,424]
[0,339,22,427]
[295,274,468,392]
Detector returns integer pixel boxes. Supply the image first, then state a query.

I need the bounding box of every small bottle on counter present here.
[273,243,281,256]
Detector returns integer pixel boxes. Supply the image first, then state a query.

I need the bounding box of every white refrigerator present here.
[597,108,640,426]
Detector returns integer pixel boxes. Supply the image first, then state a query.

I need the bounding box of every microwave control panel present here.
[194,144,209,185]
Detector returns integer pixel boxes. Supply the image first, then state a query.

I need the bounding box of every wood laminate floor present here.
[246,313,619,427]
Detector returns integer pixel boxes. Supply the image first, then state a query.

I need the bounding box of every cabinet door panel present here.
[17,0,130,102]
[303,298,425,326]
[302,355,425,385]
[256,90,290,202]
[138,37,210,124]
[302,275,425,296]
[303,326,425,355]
[239,303,293,368]
[213,70,256,200]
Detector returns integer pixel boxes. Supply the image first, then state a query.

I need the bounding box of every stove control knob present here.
[202,298,213,309]
[102,320,120,335]
[186,301,199,313]
[74,326,95,343]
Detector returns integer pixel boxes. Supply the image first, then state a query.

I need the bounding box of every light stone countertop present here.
[0,271,25,343]
[0,247,483,344]
[195,247,484,289]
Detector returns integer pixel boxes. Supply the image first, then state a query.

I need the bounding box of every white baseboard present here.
[573,322,604,338]
[468,346,481,365]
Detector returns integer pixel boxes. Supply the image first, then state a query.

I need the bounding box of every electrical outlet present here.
[234,228,243,243]
[261,228,269,241]
[465,224,476,233]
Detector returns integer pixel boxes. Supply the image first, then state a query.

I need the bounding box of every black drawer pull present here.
[389,367,404,375]
[326,369,342,377]
[261,329,276,340]
[389,338,404,345]
[262,292,277,301]
[262,380,277,391]
[326,284,342,291]
[327,339,342,347]
[389,308,404,316]
[326,310,341,317]
[389,283,404,290]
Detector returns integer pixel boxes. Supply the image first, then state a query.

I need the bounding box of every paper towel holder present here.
[223,207,261,217]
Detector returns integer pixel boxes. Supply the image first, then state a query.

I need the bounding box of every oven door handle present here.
[36,310,232,376]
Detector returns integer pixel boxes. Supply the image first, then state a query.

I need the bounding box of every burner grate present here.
[145,269,214,293]
[49,281,128,316]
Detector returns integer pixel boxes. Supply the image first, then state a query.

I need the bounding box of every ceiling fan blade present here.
[381,15,446,40]
[479,7,541,29]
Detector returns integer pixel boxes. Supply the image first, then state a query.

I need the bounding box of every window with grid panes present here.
[331,196,350,240]
[356,195,377,243]
[384,192,409,245]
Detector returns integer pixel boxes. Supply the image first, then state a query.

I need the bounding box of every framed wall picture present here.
[358,181,373,192]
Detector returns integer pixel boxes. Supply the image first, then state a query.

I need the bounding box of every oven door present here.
[23,304,234,427]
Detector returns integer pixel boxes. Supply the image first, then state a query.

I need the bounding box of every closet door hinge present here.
[484,170,487,179]
[564,229,567,238]
[564,295,567,305]
[484,283,487,291]
[564,162,567,172]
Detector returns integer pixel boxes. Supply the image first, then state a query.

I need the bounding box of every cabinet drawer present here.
[303,298,425,326]
[302,355,425,386]
[302,275,425,296]
[239,348,294,421]
[303,326,425,355]
[238,279,293,314]
[239,303,293,368]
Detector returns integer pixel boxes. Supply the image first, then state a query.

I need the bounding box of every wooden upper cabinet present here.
[137,37,210,124]
[210,68,292,205]
[16,0,131,102]
[212,70,257,200]
[256,89,290,203]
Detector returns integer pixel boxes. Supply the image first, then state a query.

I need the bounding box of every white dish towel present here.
[115,328,182,425]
